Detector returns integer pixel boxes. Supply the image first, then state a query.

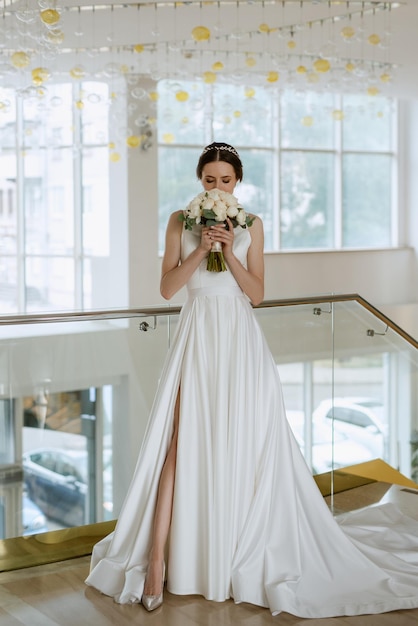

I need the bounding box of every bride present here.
[86,142,418,618]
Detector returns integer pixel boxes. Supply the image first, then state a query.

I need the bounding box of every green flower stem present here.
[207,251,227,272]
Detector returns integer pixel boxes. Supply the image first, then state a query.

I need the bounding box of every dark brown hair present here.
[196,143,243,181]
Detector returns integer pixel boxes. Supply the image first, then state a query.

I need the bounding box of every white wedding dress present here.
[86,226,418,618]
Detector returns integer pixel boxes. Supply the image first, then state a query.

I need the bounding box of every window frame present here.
[157,82,398,253]
[0,81,110,314]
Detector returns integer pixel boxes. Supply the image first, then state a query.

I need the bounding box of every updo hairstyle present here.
[196,142,243,182]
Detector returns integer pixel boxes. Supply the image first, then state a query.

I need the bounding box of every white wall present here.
[264,247,418,306]
[132,245,418,310]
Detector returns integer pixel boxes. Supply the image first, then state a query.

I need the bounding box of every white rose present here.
[236,209,246,226]
[188,199,201,218]
[226,204,239,218]
[201,197,215,211]
[209,189,221,202]
[222,192,237,207]
[213,201,227,221]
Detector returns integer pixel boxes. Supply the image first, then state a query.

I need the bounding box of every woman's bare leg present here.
[143,389,180,596]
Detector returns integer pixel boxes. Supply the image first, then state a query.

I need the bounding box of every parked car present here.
[22,448,88,527]
[288,412,374,474]
[22,494,49,536]
[313,397,388,460]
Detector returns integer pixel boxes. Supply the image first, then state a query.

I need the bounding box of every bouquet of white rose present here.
[180,189,254,272]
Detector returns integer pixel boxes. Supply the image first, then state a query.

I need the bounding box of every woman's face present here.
[201,161,237,193]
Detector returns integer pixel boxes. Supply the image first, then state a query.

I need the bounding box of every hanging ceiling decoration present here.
[0,1,406,153]
[0,1,403,93]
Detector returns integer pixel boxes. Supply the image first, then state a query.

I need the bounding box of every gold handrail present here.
[1,293,416,348]
[258,294,418,349]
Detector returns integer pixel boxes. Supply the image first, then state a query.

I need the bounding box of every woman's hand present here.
[207,218,235,258]
[200,226,215,253]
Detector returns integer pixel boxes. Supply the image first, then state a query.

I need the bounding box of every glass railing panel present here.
[254,301,336,475]
[254,298,418,482]
[0,312,178,541]
[0,295,416,573]
[333,299,418,482]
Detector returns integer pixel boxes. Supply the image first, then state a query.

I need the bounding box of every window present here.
[0,82,110,314]
[157,80,397,253]
[157,80,276,253]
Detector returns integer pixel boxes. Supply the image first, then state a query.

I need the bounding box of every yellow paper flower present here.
[32,67,50,85]
[108,142,116,149]
[46,29,64,44]
[110,152,121,162]
[175,90,189,102]
[70,66,86,80]
[307,73,320,84]
[296,65,307,74]
[367,86,380,96]
[212,61,224,71]
[134,44,144,53]
[126,135,141,148]
[380,73,391,83]
[163,133,175,144]
[11,51,30,69]
[233,110,241,118]
[203,71,216,84]
[302,116,314,127]
[148,91,159,102]
[266,71,279,83]
[258,23,270,34]
[332,109,345,121]
[245,87,256,98]
[192,26,210,41]
[313,58,331,73]
[287,40,297,49]
[345,62,355,72]
[75,100,84,110]
[245,57,256,68]
[368,34,381,46]
[341,26,355,39]
[40,9,60,25]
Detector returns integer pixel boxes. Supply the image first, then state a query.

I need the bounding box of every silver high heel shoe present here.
[141,562,165,612]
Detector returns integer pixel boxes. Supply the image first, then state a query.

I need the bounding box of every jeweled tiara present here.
[201,144,239,158]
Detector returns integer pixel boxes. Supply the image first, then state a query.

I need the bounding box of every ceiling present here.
[0,1,417,100]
